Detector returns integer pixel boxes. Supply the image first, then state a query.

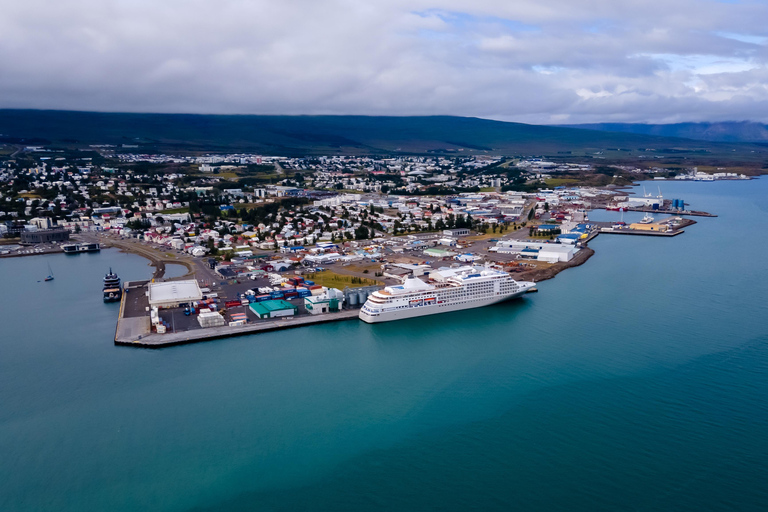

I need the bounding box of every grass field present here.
[545,178,581,187]
[304,270,381,288]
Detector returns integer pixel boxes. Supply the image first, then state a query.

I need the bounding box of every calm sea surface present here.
[1,179,767,511]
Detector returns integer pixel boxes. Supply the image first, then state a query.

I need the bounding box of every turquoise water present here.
[1,179,767,511]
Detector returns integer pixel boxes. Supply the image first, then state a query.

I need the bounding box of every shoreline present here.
[516,246,595,283]
[82,235,195,280]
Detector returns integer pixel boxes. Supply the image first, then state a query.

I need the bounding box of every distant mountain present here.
[0,109,761,158]
[562,122,768,143]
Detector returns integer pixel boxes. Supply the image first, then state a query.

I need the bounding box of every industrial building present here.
[629,222,669,232]
[423,247,456,258]
[443,228,470,237]
[20,228,70,244]
[304,294,342,315]
[148,280,203,308]
[249,300,298,319]
[490,240,578,263]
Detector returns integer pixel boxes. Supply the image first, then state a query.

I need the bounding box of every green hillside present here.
[562,122,768,143]
[0,110,765,162]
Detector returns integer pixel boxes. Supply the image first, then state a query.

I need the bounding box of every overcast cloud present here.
[1,0,768,123]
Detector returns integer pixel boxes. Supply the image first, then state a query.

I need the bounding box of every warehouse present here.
[423,247,456,258]
[537,245,577,263]
[489,240,578,262]
[148,280,203,308]
[304,294,341,315]
[249,300,298,319]
[629,222,669,232]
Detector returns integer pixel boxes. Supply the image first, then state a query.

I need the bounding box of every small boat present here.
[44,263,54,281]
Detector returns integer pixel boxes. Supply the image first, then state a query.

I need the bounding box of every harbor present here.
[114,270,384,347]
[3,176,765,512]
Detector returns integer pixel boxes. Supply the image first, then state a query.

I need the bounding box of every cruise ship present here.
[359,265,535,323]
[103,268,122,302]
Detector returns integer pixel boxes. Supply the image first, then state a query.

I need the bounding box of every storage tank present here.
[358,291,368,304]
[348,293,359,306]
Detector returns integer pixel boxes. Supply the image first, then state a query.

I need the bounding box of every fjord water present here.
[2,180,768,512]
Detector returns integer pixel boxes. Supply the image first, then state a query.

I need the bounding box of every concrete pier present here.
[115,306,361,348]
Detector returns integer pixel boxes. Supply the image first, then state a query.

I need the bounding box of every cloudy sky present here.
[2,0,768,124]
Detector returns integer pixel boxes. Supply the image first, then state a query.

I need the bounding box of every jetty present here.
[115,279,362,348]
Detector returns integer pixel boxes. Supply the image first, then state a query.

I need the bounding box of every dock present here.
[590,217,696,238]
[114,279,363,348]
[115,308,361,348]
[601,207,717,217]
[598,228,684,237]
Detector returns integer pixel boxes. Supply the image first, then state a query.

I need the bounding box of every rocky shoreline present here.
[516,246,595,283]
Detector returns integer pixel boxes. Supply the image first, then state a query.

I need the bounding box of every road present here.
[77,232,201,281]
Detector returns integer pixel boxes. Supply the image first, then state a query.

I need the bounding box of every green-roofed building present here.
[249,299,298,319]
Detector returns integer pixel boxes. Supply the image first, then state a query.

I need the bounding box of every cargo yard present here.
[114,270,389,347]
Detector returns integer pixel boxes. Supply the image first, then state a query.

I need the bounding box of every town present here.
[1,145,723,346]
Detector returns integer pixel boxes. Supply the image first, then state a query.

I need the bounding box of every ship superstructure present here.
[359,265,535,323]
[103,268,122,302]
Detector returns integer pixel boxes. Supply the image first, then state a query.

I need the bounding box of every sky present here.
[2,0,768,124]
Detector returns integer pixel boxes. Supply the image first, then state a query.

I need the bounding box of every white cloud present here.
[1,0,768,123]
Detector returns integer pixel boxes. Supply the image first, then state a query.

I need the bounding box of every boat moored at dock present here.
[359,265,535,323]
[63,243,101,254]
[103,268,122,302]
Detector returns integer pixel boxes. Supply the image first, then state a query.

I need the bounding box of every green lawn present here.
[304,271,381,289]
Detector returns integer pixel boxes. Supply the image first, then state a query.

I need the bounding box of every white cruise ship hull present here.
[359,288,530,324]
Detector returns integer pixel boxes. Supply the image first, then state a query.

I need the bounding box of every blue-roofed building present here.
[557,233,582,244]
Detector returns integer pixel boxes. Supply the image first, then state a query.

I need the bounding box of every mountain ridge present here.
[0,110,763,160]
[561,121,768,143]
